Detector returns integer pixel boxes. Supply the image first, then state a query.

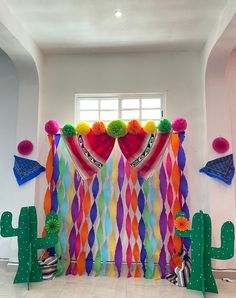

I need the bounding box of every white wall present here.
[0,51,19,258]
[36,51,206,231]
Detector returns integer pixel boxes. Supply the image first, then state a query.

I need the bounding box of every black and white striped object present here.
[39,256,58,280]
[166,250,192,287]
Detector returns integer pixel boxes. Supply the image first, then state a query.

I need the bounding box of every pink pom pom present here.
[17,140,33,155]
[172,118,187,132]
[212,137,229,154]
[45,120,59,135]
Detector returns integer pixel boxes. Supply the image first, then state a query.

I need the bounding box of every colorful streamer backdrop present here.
[43,132,189,278]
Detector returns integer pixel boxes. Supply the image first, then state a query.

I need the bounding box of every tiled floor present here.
[0,268,236,298]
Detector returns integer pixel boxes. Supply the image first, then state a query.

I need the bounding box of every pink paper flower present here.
[212,137,229,154]
[45,120,59,135]
[17,140,33,155]
[172,118,187,132]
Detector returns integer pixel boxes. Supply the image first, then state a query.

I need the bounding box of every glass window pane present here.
[142,98,161,108]
[122,99,139,109]
[100,110,118,120]
[79,99,99,110]
[100,99,118,109]
[122,110,139,119]
[142,109,162,119]
[80,110,98,121]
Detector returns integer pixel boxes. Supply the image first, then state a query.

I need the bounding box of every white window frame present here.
[74,93,166,123]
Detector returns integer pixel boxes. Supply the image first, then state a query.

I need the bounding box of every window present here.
[75,93,165,125]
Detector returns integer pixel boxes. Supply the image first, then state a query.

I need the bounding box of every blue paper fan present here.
[13,155,45,186]
[199,154,235,185]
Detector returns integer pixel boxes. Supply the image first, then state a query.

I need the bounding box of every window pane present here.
[122,110,139,119]
[142,98,161,108]
[100,110,118,120]
[79,99,99,110]
[142,109,162,119]
[100,99,118,109]
[122,99,139,109]
[80,110,98,120]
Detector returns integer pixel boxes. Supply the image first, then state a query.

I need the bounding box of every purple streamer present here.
[138,218,146,241]
[180,175,188,198]
[90,202,97,224]
[159,164,167,200]
[182,202,190,219]
[114,237,122,277]
[51,189,58,212]
[71,194,79,223]
[68,226,76,258]
[158,245,167,278]
[116,195,124,232]
[140,244,147,274]
[159,208,167,242]
[74,171,81,190]
[85,251,93,275]
[178,132,185,143]
[53,154,60,184]
[138,174,144,186]
[138,189,145,214]
[118,155,125,191]
[178,146,186,170]
[88,227,95,248]
[92,175,99,199]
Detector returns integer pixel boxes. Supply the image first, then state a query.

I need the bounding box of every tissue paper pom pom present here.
[76,121,90,135]
[92,121,106,135]
[127,120,142,134]
[157,119,172,133]
[172,118,187,132]
[107,120,127,138]
[45,120,59,135]
[17,140,33,155]
[143,120,156,133]
[174,216,189,232]
[62,124,76,136]
[212,137,229,154]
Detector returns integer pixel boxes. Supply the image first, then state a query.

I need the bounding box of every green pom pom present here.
[107,120,127,138]
[62,124,76,136]
[157,119,172,133]
[45,218,60,234]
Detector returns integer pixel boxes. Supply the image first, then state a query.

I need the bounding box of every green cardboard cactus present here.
[0,206,59,286]
[175,210,235,297]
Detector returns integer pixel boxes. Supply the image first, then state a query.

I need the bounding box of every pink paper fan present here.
[212,137,229,154]
[17,140,33,155]
[45,120,59,135]
[172,118,187,132]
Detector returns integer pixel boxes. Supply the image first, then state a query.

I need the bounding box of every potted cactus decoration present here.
[175,210,235,297]
[0,206,59,288]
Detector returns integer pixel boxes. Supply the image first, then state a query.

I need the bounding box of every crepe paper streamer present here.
[178,132,190,252]
[0,207,58,286]
[17,139,33,156]
[199,154,235,185]
[159,163,168,278]
[115,194,124,276]
[138,189,146,275]
[125,181,132,277]
[118,129,171,179]
[13,155,45,186]
[115,155,125,276]
[175,211,235,296]
[86,175,99,275]
[212,137,229,154]
[62,131,115,180]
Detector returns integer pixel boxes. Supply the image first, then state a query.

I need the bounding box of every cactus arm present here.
[211,221,235,260]
[175,229,192,238]
[35,233,58,249]
[0,212,18,237]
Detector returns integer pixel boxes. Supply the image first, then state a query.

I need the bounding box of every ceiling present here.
[4,0,227,54]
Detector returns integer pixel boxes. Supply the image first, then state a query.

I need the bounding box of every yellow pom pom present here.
[76,121,90,135]
[143,120,156,133]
